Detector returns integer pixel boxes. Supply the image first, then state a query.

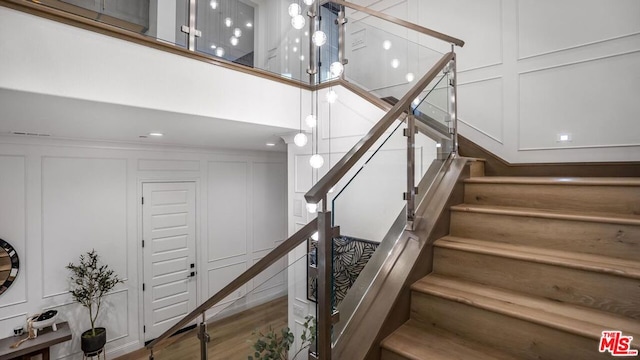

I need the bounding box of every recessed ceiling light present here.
[266,142,276,147]
[149,132,164,137]
[246,22,253,28]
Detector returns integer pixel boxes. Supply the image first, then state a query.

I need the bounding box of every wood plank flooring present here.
[116,297,288,360]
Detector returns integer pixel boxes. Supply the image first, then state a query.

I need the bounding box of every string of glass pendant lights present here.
[289,0,343,171]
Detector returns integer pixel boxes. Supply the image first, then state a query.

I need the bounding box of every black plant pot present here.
[81,327,107,355]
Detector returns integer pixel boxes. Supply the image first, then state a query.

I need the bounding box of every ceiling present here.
[0,88,293,152]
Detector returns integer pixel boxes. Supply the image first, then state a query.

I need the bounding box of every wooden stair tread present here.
[464,176,640,186]
[435,236,640,279]
[412,274,640,346]
[381,320,519,360]
[450,203,640,225]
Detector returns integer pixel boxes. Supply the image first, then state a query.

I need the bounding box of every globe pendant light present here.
[329,61,344,77]
[292,14,306,29]
[230,36,239,46]
[233,28,242,37]
[294,132,308,147]
[312,30,327,46]
[309,153,324,168]
[288,3,301,17]
[305,114,317,128]
[303,0,314,5]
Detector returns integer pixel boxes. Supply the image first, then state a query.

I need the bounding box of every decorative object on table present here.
[1,322,72,360]
[28,310,59,336]
[67,249,123,355]
[13,326,24,337]
[10,313,40,349]
[0,238,20,297]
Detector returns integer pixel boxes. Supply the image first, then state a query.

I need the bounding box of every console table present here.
[0,322,72,360]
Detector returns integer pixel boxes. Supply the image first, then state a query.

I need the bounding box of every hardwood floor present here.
[116,297,288,360]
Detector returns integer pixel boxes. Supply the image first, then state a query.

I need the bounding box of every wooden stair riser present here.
[450,211,640,260]
[410,292,617,360]
[381,349,409,360]
[381,321,521,360]
[464,183,640,215]
[433,247,640,320]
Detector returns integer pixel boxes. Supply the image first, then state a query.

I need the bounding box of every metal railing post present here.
[307,1,319,84]
[405,115,417,230]
[317,210,333,360]
[449,46,458,155]
[336,6,348,80]
[197,314,210,360]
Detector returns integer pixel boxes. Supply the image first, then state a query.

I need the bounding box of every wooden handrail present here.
[146,219,318,350]
[332,0,465,47]
[304,51,455,204]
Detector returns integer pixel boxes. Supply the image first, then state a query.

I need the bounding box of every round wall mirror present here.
[0,239,19,296]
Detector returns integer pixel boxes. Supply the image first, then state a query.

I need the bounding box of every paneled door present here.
[142,182,197,342]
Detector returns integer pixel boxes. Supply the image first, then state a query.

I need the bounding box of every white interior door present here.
[142,182,197,342]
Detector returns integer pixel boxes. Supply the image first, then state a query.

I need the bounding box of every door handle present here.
[187,271,196,279]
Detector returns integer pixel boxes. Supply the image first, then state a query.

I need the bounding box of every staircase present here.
[381,176,640,359]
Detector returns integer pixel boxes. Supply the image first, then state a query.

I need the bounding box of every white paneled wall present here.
[0,137,287,359]
[346,0,640,162]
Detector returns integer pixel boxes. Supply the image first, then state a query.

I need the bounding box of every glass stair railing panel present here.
[152,246,314,360]
[335,9,445,97]
[330,119,407,244]
[30,0,190,47]
[24,0,314,82]
[194,0,312,82]
[412,70,455,156]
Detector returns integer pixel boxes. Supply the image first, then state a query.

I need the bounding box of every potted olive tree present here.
[67,249,123,355]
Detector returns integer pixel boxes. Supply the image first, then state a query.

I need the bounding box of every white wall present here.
[343,0,640,163]
[0,6,300,130]
[0,136,287,359]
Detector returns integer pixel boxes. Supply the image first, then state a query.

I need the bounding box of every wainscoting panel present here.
[207,161,248,262]
[517,0,640,59]
[138,159,200,172]
[518,51,640,150]
[415,0,503,71]
[458,77,504,143]
[252,256,286,294]
[0,155,26,308]
[252,162,287,252]
[207,261,247,304]
[294,155,312,194]
[41,156,128,298]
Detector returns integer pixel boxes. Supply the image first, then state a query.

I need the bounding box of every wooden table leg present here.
[42,348,50,360]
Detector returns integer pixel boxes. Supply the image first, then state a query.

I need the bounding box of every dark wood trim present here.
[0,0,313,90]
[458,135,640,177]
